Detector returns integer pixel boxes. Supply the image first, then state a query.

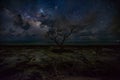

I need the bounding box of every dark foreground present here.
[0,45,120,80]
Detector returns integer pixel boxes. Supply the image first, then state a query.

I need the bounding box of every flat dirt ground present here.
[0,45,120,80]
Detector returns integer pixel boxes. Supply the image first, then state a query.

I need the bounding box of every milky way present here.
[0,0,120,44]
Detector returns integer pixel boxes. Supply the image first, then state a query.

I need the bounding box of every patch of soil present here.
[51,49,74,53]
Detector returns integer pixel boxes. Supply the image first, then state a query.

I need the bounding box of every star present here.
[55,6,58,10]
[39,8,44,14]
[100,21,104,24]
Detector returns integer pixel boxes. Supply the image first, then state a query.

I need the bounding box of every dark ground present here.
[0,45,120,80]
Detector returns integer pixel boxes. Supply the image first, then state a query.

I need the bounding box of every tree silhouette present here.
[45,13,97,50]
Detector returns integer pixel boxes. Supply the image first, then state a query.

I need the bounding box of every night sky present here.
[0,0,120,45]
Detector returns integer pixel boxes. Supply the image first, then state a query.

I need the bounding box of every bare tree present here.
[45,12,97,50]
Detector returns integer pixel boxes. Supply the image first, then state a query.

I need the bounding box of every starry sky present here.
[0,0,120,45]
